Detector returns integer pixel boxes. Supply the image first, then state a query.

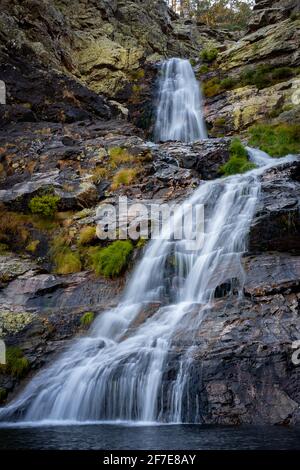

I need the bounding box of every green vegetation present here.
[200,47,218,63]
[136,237,148,249]
[0,242,9,254]
[219,77,236,90]
[26,240,40,253]
[198,64,209,74]
[79,226,96,246]
[29,194,60,218]
[0,210,30,248]
[109,147,133,168]
[213,117,226,128]
[240,65,295,90]
[203,77,221,98]
[1,347,30,378]
[219,139,256,176]
[111,168,138,190]
[203,66,299,98]
[51,236,82,274]
[80,311,95,327]
[90,240,133,278]
[249,123,300,157]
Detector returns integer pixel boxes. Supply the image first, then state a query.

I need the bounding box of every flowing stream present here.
[0,60,295,425]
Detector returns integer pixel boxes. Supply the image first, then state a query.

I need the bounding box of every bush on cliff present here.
[219,139,256,176]
[200,47,218,63]
[29,194,60,218]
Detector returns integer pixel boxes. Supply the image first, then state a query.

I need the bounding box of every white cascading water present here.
[0,60,295,424]
[154,58,207,142]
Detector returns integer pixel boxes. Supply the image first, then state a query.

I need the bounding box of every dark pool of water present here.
[0,424,300,450]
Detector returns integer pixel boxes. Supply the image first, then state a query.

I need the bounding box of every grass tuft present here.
[80,311,95,327]
[91,240,133,278]
[219,139,256,176]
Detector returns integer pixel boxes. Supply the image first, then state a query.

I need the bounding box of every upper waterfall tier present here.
[154,58,207,143]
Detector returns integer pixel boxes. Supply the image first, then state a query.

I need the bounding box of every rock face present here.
[202,5,300,134]
[248,0,300,32]
[0,0,299,426]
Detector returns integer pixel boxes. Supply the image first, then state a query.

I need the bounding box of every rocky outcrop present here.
[203,10,300,134]
[248,0,300,32]
[249,160,300,254]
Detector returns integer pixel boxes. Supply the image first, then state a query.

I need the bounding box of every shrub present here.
[203,77,221,98]
[2,347,30,378]
[51,236,82,274]
[220,77,237,90]
[29,194,60,218]
[198,64,209,74]
[240,65,296,90]
[272,67,294,80]
[79,226,96,245]
[200,47,218,63]
[80,311,95,327]
[91,240,133,278]
[111,168,137,190]
[249,123,300,157]
[219,139,256,176]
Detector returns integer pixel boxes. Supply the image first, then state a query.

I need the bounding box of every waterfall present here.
[0,58,295,424]
[154,58,207,143]
[0,149,294,424]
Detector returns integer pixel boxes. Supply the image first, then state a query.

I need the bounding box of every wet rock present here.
[249,160,300,254]
[156,138,231,179]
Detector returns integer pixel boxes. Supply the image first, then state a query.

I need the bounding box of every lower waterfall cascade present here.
[0,148,296,424]
[0,59,297,424]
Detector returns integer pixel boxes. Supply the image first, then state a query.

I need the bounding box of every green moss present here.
[26,240,40,253]
[80,311,95,327]
[248,123,300,157]
[1,347,30,378]
[29,194,60,218]
[200,47,218,63]
[91,240,133,278]
[219,139,256,176]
